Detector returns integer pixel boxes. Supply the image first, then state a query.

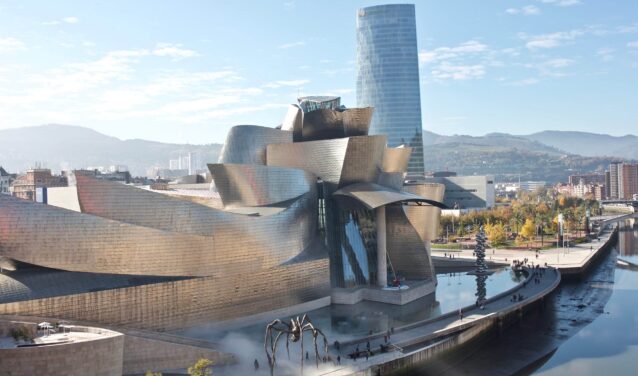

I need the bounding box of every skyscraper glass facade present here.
[356,4,425,176]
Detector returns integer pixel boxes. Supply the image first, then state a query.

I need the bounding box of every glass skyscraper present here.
[356,4,424,176]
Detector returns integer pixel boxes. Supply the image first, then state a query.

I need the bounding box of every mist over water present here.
[176,268,522,375]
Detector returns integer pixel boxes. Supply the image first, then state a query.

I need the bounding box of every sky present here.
[0,0,637,144]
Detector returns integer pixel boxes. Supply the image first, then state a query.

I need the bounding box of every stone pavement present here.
[433,226,615,274]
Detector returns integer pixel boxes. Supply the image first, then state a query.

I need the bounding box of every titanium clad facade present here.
[1,182,318,277]
[0,98,447,329]
[386,205,435,281]
[356,4,425,176]
[0,258,330,331]
[208,163,315,207]
[403,183,446,242]
[219,125,292,165]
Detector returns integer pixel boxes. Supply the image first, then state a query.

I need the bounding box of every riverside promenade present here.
[433,224,617,277]
[312,266,560,376]
[312,226,617,376]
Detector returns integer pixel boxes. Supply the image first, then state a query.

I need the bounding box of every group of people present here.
[347,327,395,362]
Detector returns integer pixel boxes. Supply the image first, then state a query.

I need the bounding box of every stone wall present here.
[0,327,123,376]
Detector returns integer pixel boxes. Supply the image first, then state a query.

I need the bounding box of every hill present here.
[0,125,633,183]
[523,131,638,160]
[0,125,222,176]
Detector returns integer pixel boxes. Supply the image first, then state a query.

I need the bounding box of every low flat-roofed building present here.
[422,175,495,209]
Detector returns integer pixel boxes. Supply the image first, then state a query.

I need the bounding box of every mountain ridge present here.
[0,124,635,182]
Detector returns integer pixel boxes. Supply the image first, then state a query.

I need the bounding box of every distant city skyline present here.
[0,0,637,144]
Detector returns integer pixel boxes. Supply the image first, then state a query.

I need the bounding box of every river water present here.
[412,220,638,376]
[534,220,638,375]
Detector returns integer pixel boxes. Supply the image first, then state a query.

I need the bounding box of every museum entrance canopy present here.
[333,182,447,210]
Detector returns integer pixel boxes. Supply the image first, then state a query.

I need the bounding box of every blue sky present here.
[0,0,636,144]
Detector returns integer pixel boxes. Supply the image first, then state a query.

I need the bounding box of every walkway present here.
[432,225,615,276]
[314,266,561,376]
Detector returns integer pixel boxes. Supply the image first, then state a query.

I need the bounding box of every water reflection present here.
[411,224,623,375]
[176,268,521,344]
[618,218,638,261]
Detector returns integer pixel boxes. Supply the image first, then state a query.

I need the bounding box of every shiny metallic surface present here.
[0,258,330,331]
[208,163,315,207]
[1,177,318,277]
[386,204,435,281]
[403,183,446,241]
[218,125,292,165]
[0,102,445,328]
[382,146,412,173]
[281,104,303,142]
[301,107,374,141]
[333,182,446,210]
[267,137,349,184]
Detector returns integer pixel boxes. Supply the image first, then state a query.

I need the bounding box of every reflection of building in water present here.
[619,219,638,257]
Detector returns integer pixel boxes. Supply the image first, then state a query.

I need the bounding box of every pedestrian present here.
[459,308,463,321]
[254,359,259,371]
[366,350,370,361]
[306,351,309,360]
[366,340,370,350]
[337,355,341,365]
[334,340,340,351]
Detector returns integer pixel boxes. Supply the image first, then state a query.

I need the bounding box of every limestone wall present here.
[0,327,123,376]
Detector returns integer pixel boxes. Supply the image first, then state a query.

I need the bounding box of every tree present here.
[519,218,536,246]
[485,223,507,246]
[188,358,213,376]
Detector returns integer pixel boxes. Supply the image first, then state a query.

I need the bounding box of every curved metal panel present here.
[386,204,435,280]
[339,135,386,187]
[1,178,319,276]
[267,137,350,185]
[208,163,315,207]
[301,107,374,141]
[333,182,447,210]
[281,105,303,142]
[403,183,446,242]
[218,125,292,165]
[377,172,404,190]
[381,146,412,173]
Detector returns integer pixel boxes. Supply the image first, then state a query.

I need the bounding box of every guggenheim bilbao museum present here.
[0,97,445,330]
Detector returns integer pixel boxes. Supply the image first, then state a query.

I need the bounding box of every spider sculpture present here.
[264,314,329,369]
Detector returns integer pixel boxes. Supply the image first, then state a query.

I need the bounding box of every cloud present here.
[521,58,575,78]
[628,41,638,48]
[419,40,488,63]
[539,0,581,6]
[543,58,574,68]
[506,5,541,15]
[262,79,309,88]
[519,30,584,49]
[0,37,25,53]
[514,78,540,86]
[152,43,200,60]
[431,63,485,80]
[597,48,614,61]
[43,16,79,26]
[278,41,305,49]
